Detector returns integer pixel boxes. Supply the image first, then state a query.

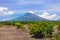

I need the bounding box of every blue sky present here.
[0,0,60,21]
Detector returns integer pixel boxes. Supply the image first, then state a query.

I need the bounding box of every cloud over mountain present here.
[37,12,60,20]
[0,7,14,16]
[28,11,35,14]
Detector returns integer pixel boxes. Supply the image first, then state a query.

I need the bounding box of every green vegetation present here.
[0,21,60,39]
[29,21,54,38]
[53,33,59,40]
[14,22,24,29]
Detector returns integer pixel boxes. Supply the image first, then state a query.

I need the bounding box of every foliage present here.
[0,21,60,38]
[58,23,60,30]
[29,24,45,38]
[29,21,54,38]
[53,34,59,40]
[45,24,53,35]
[14,22,24,29]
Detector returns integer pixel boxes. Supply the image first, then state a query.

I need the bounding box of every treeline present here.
[0,21,60,25]
[0,21,60,30]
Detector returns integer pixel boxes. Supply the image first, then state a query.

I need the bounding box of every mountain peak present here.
[12,12,46,21]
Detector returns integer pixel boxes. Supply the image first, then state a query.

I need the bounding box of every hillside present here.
[12,13,46,21]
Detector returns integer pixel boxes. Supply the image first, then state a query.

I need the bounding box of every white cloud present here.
[28,11,34,14]
[0,7,14,16]
[7,11,14,15]
[37,12,60,20]
[0,7,8,11]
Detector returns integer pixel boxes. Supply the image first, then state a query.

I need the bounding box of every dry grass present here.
[0,25,52,40]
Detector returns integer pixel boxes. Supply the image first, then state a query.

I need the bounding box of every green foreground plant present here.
[29,22,54,38]
[14,22,24,29]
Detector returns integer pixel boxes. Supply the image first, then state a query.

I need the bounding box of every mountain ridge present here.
[12,13,46,21]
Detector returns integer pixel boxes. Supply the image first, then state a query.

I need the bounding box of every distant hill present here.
[12,13,46,21]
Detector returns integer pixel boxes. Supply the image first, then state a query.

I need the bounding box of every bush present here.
[29,23,45,38]
[45,24,53,35]
[29,22,54,38]
[45,23,53,38]
[58,24,60,30]
[14,22,24,29]
[53,34,59,40]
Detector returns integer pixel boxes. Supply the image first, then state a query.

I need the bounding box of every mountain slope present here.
[12,13,46,21]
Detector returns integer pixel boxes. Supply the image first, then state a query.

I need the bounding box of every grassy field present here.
[0,21,60,40]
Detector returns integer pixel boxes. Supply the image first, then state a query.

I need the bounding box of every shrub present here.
[29,24,45,38]
[29,22,54,38]
[45,24,53,35]
[53,34,59,40]
[14,22,24,29]
[45,23,53,38]
[58,24,60,30]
